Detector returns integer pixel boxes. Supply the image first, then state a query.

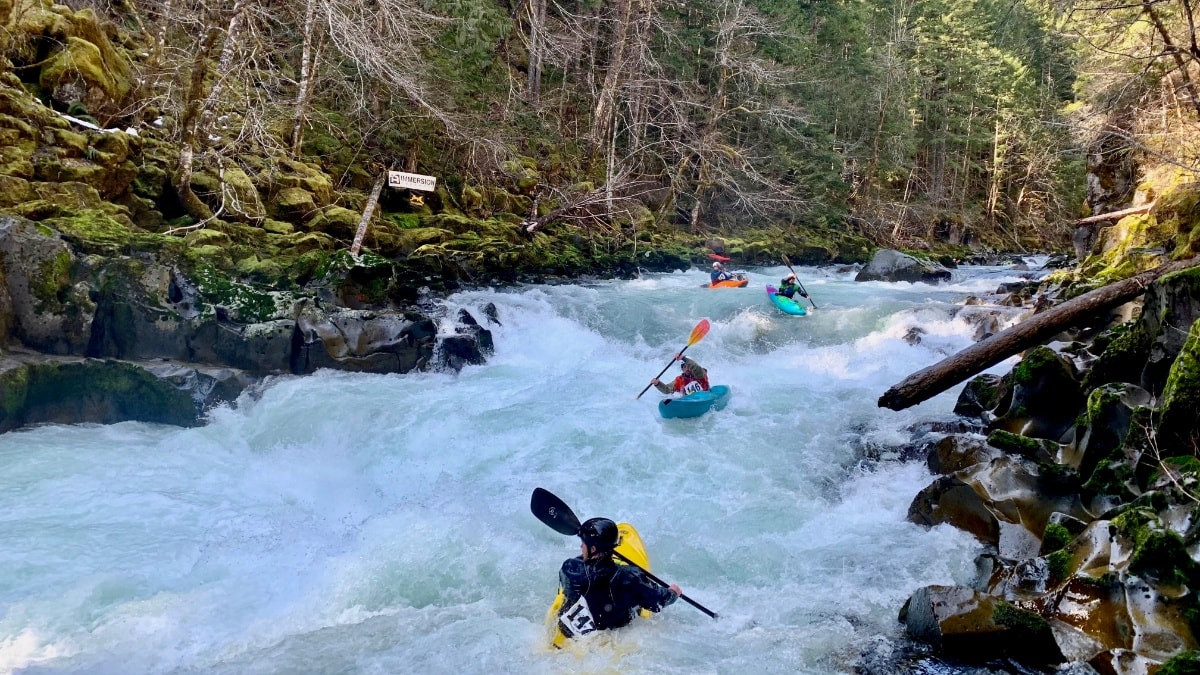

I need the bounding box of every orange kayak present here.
[708,278,748,288]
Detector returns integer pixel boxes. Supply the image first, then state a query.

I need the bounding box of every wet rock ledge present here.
[868,264,1200,673]
[0,215,494,433]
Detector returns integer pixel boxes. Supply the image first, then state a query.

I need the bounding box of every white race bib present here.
[560,595,598,637]
[682,380,704,395]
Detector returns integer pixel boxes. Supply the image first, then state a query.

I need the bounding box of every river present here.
[0,260,1046,674]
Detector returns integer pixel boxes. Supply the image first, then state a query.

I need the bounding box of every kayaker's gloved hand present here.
[651,378,662,386]
[669,584,682,597]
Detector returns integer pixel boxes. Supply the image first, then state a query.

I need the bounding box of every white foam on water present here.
[0,265,1026,674]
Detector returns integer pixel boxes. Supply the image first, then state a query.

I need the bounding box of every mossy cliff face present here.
[1070,174,1200,295]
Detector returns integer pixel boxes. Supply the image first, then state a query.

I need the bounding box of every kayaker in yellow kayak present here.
[556,517,682,640]
[650,355,709,395]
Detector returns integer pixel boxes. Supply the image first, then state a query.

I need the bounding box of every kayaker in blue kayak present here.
[776,273,810,301]
[650,355,709,395]
[557,517,681,639]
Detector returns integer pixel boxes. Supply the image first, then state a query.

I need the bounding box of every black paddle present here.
[530,487,719,619]
[781,255,817,309]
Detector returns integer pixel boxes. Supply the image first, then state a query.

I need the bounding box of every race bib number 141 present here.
[560,596,598,637]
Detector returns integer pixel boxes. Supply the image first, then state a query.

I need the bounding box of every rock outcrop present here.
[890,266,1200,671]
[855,248,953,284]
[0,214,493,432]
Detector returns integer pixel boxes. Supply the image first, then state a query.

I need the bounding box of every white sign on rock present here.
[388,171,437,192]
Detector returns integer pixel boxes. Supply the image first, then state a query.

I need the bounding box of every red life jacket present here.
[673,372,710,394]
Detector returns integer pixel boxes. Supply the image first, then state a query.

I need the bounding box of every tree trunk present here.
[526,0,546,106]
[351,171,388,256]
[176,0,249,219]
[291,0,320,155]
[588,0,632,161]
[1143,0,1200,117]
[877,256,1200,411]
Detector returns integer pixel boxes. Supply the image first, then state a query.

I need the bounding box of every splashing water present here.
[0,262,1044,674]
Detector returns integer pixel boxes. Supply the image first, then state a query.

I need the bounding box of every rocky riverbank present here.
[859,254,1200,673]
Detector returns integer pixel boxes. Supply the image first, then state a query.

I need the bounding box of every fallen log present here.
[1074,202,1153,226]
[878,256,1200,411]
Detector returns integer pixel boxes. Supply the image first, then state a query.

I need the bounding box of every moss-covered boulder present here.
[221,167,266,223]
[899,586,1064,665]
[989,346,1084,442]
[270,187,316,222]
[0,357,199,432]
[256,159,333,208]
[1140,265,1200,395]
[1157,317,1200,454]
[1064,383,1152,485]
[306,205,361,241]
[0,215,94,353]
[12,0,135,123]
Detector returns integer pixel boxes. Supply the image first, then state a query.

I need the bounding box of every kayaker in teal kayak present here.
[776,273,810,301]
[557,517,682,639]
[650,355,709,395]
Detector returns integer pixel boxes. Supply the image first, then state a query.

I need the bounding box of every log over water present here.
[877,256,1200,411]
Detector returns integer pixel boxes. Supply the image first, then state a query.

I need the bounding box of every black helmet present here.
[579,517,619,552]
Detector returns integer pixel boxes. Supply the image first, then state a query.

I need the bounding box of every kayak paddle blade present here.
[531,487,582,536]
[687,319,711,347]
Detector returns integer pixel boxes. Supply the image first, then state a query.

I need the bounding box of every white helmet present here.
[712,261,721,269]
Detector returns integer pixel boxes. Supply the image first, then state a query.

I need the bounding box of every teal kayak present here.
[658,385,732,419]
[766,285,808,316]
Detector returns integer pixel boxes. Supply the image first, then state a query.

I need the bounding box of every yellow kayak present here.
[545,522,652,649]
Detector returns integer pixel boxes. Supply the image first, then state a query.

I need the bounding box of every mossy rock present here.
[0,359,199,432]
[262,219,294,235]
[221,167,266,222]
[0,175,34,207]
[1159,650,1200,675]
[280,231,334,255]
[39,34,131,108]
[257,159,333,206]
[184,229,232,248]
[305,205,360,240]
[1157,317,1200,454]
[270,187,316,221]
[49,127,88,155]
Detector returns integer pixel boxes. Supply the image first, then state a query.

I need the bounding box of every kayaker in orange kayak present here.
[710,261,740,286]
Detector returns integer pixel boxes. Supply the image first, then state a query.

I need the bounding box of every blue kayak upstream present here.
[765,285,807,316]
[658,385,732,419]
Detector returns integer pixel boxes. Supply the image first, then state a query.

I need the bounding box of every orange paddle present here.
[636,319,711,399]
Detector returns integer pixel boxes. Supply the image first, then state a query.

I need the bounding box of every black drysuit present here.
[556,555,678,639]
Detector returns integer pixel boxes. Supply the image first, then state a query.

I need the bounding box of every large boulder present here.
[1138,266,1200,395]
[908,475,1000,548]
[988,346,1084,442]
[1156,317,1200,453]
[0,356,211,432]
[292,303,437,375]
[899,585,1064,665]
[855,249,952,284]
[0,215,94,353]
[1063,383,1152,484]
